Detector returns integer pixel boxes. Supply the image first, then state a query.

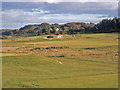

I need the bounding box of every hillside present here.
[2,17,120,37]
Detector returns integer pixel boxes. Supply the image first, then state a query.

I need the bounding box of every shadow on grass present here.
[84,48,96,50]
[48,55,65,58]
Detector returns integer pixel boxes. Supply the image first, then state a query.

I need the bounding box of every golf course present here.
[2,33,119,88]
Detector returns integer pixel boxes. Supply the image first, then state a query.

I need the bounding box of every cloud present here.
[41,13,112,23]
[2,0,119,2]
[118,2,120,17]
[31,8,50,13]
[40,2,118,17]
[2,2,118,29]
[44,0,119,3]
[2,9,51,23]
[2,2,118,12]
[98,2,118,10]
[2,8,113,29]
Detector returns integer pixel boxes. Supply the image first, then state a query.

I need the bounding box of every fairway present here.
[2,33,118,88]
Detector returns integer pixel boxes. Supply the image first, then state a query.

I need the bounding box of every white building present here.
[57,34,63,38]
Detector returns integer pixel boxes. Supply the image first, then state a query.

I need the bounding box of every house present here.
[57,34,63,38]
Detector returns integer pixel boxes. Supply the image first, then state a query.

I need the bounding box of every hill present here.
[2,17,120,37]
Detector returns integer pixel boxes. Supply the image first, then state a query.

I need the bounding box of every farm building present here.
[57,34,63,38]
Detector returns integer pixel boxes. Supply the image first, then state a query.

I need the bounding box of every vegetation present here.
[93,17,120,33]
[2,33,118,88]
[2,17,120,37]
[47,36,54,38]
[1,17,119,88]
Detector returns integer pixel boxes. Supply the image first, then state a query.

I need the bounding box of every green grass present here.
[2,33,118,88]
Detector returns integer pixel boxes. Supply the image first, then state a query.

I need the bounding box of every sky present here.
[1,0,119,29]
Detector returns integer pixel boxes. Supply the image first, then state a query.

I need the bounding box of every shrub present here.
[2,36,8,39]
[47,36,54,38]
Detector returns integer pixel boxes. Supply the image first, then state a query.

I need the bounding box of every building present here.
[57,34,63,38]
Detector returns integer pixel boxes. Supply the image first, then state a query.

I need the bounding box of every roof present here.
[58,34,62,36]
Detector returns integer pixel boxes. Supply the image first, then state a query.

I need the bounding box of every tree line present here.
[2,17,120,37]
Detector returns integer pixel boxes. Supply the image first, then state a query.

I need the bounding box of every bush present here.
[2,36,8,39]
[47,36,54,38]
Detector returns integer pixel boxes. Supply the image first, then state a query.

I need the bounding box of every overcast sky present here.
[1,1,119,29]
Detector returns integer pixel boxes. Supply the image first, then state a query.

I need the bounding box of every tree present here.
[41,23,50,34]
[10,32,14,36]
[52,26,57,34]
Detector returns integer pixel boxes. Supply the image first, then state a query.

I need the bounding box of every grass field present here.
[2,33,119,88]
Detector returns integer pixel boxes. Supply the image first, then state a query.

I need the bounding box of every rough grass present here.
[2,33,118,88]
